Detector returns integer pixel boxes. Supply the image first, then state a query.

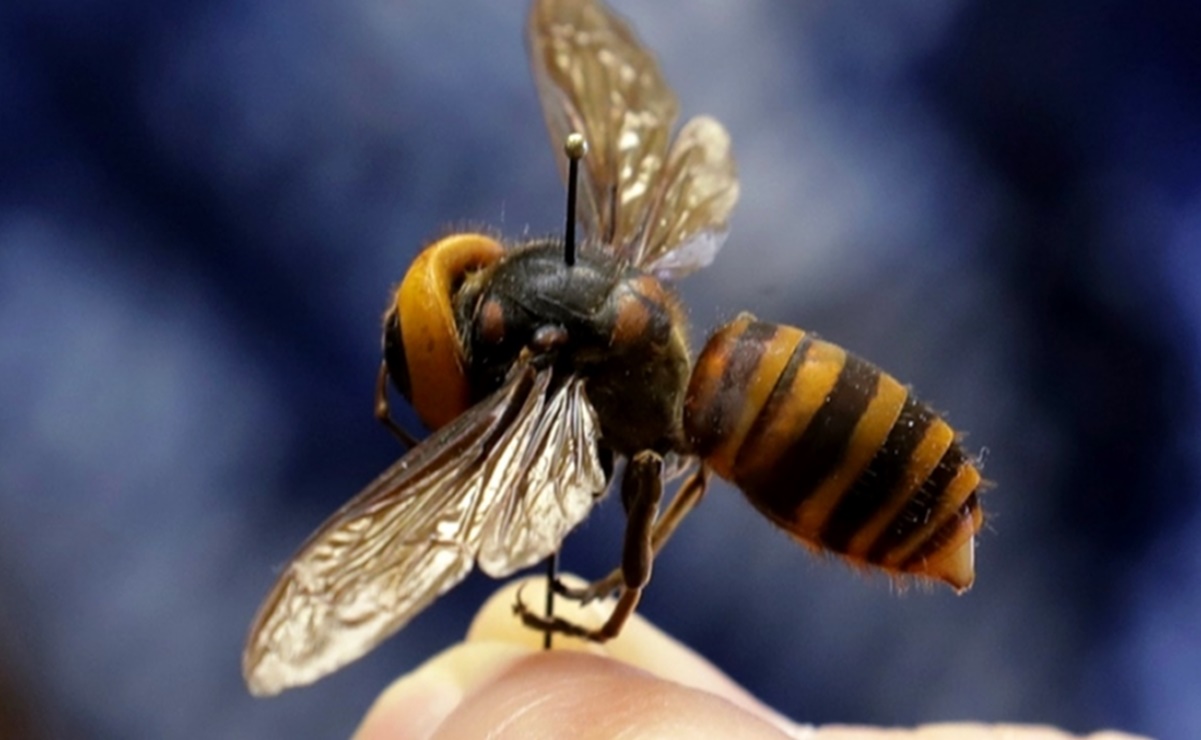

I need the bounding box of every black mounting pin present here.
[563,132,588,267]
[541,133,587,652]
[543,551,558,650]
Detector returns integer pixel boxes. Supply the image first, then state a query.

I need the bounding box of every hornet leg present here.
[516,451,664,642]
[556,464,710,605]
[374,361,420,449]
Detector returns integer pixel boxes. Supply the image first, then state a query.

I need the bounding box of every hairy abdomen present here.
[683,314,983,591]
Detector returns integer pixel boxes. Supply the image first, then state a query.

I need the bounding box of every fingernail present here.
[352,642,532,740]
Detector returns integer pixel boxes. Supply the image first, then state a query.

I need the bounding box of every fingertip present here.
[352,642,531,740]
[467,575,798,732]
[353,640,790,740]
[813,724,1154,739]
[356,578,1147,740]
[429,650,791,740]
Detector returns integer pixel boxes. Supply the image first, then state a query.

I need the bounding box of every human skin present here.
[353,577,1149,740]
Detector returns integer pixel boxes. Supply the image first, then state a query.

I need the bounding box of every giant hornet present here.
[243,0,986,696]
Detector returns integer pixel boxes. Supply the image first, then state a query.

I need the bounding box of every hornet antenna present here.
[563,132,588,267]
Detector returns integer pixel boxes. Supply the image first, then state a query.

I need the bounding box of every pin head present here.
[565,132,589,160]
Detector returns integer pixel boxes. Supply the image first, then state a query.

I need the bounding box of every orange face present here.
[384,233,504,431]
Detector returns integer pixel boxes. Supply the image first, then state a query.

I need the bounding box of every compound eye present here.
[382,308,412,401]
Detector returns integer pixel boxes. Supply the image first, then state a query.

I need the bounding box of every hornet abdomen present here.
[683,314,983,591]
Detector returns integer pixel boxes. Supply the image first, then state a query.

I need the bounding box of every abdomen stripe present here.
[737,349,882,530]
[818,396,935,552]
[866,445,968,565]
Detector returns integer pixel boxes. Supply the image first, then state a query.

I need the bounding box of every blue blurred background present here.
[2,0,1198,737]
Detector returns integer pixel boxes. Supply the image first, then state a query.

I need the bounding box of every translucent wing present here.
[528,0,678,249]
[527,0,739,280]
[477,369,608,573]
[242,366,606,696]
[635,115,740,280]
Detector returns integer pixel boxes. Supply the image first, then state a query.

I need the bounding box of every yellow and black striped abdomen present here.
[683,314,983,591]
